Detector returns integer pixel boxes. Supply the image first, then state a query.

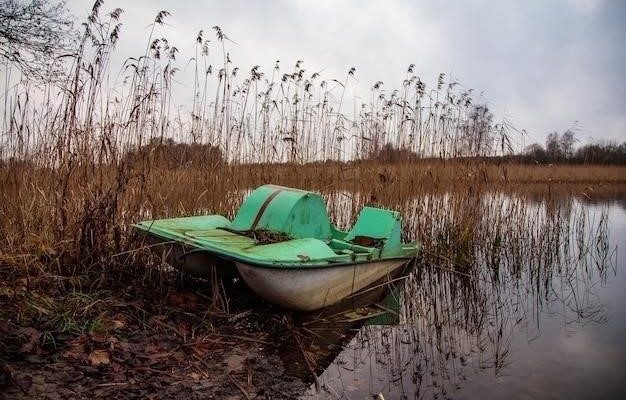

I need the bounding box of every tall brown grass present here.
[0,2,621,277]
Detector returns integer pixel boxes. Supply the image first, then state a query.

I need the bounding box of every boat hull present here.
[141,233,237,280]
[236,259,410,311]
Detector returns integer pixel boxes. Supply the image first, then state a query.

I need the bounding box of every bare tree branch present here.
[0,0,76,81]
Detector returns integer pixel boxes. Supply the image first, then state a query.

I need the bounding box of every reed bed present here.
[2,160,622,274]
[1,3,620,275]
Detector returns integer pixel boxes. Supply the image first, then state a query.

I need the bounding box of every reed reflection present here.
[299,193,616,399]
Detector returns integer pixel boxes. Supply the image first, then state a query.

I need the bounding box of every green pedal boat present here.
[134,185,420,311]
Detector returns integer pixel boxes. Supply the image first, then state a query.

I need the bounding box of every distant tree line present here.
[366,130,626,165]
[0,138,224,168]
[521,130,626,165]
[368,143,420,163]
[124,138,223,168]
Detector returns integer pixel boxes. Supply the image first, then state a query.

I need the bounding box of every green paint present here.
[133,185,420,269]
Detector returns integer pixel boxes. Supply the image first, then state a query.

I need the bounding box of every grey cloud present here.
[64,0,625,147]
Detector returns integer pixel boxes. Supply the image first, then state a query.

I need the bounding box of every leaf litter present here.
[0,264,307,399]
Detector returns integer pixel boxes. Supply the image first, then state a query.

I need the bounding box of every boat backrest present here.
[344,206,402,253]
[230,185,333,241]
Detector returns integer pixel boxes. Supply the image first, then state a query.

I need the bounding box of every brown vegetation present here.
[2,159,623,270]
[3,157,620,398]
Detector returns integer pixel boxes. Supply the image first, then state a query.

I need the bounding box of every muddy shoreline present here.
[0,267,314,399]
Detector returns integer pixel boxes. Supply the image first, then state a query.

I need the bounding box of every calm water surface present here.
[300,196,625,399]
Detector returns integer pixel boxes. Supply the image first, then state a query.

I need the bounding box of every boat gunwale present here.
[135,228,418,270]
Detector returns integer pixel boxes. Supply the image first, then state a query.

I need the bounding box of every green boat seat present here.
[344,207,403,256]
[328,238,376,255]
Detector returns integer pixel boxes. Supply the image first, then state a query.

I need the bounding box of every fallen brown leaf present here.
[88,350,110,366]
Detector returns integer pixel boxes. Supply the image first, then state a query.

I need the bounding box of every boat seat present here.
[329,238,375,254]
[344,207,402,253]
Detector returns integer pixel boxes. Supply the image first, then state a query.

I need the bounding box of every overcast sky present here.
[65,0,625,149]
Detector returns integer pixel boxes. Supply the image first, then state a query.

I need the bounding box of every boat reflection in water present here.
[278,260,414,384]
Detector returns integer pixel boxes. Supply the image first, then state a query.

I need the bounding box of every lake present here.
[299,195,626,399]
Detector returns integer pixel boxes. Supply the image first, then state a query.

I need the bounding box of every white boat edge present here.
[236,259,410,311]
